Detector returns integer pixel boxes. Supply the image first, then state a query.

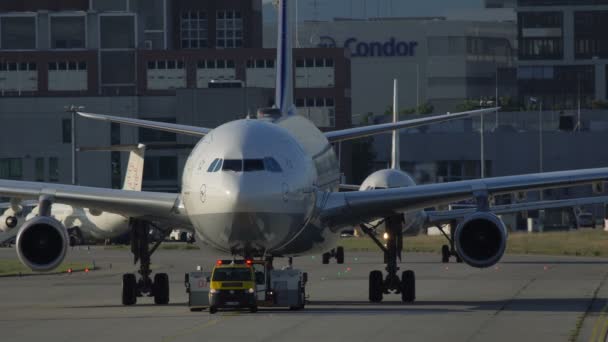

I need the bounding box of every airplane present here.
[1,0,608,306]
[338,80,608,265]
[0,144,146,246]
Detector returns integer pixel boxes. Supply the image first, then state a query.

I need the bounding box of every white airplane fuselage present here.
[6,204,130,242]
[182,115,341,257]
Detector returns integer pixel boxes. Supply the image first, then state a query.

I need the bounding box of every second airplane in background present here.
[0,145,146,249]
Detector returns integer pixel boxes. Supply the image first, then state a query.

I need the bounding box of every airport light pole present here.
[72,109,77,185]
[481,108,485,179]
[495,66,499,130]
[416,64,420,114]
[65,105,84,185]
[479,99,487,179]
[539,100,543,174]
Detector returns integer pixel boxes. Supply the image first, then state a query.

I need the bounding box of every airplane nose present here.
[220,174,243,209]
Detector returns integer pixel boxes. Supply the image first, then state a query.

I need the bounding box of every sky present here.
[261,0,513,22]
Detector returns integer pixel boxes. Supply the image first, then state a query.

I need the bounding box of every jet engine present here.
[15,216,69,272]
[454,212,507,268]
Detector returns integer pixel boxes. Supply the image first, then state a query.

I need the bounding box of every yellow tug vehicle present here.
[208,259,257,314]
[185,259,307,313]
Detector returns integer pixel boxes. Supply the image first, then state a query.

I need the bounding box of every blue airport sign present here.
[318,36,418,58]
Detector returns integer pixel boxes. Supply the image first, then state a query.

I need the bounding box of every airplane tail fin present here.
[274,0,295,116]
[122,145,145,191]
[77,144,146,191]
[391,79,401,170]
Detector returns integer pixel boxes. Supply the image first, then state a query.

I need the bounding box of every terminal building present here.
[265,17,518,121]
[0,0,352,191]
[486,0,608,109]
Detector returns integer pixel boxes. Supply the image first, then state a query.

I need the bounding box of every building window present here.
[518,11,563,60]
[0,158,22,179]
[139,118,177,142]
[216,10,243,48]
[1,16,36,50]
[437,160,490,182]
[100,16,135,49]
[62,118,72,144]
[111,151,121,189]
[49,157,59,182]
[50,16,85,49]
[519,38,563,60]
[296,97,336,128]
[111,122,121,145]
[180,11,208,49]
[518,65,595,110]
[35,158,44,182]
[143,156,178,181]
[146,60,185,70]
[574,11,608,59]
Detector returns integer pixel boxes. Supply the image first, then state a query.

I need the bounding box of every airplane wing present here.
[321,167,608,228]
[77,112,211,137]
[424,195,608,226]
[324,108,498,143]
[0,179,188,225]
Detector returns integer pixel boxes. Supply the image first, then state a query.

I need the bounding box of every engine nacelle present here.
[454,212,507,268]
[15,216,69,272]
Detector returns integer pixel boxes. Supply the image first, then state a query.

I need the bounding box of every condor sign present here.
[318,36,418,58]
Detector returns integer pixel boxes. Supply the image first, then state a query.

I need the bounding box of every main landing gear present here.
[360,215,415,303]
[322,246,345,264]
[122,219,170,306]
[438,221,462,263]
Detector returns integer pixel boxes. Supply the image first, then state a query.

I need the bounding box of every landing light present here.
[383,232,389,240]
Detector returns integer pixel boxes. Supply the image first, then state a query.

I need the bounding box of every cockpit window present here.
[208,158,282,173]
[244,159,265,172]
[222,159,243,172]
[207,158,223,172]
[264,157,283,173]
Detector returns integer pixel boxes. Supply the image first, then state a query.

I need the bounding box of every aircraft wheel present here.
[441,245,450,263]
[322,252,330,264]
[401,270,416,303]
[249,306,258,313]
[336,246,345,264]
[209,306,218,314]
[122,273,137,306]
[153,273,170,305]
[369,270,383,303]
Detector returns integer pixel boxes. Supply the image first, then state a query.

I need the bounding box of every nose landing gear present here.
[361,215,415,303]
[121,219,170,306]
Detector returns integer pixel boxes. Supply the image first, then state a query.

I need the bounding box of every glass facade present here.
[1,16,36,50]
[180,11,208,49]
[50,16,85,49]
[574,11,608,59]
[518,65,595,109]
[0,158,22,179]
[216,10,243,48]
[518,12,563,60]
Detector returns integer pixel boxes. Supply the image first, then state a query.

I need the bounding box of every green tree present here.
[455,99,480,112]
